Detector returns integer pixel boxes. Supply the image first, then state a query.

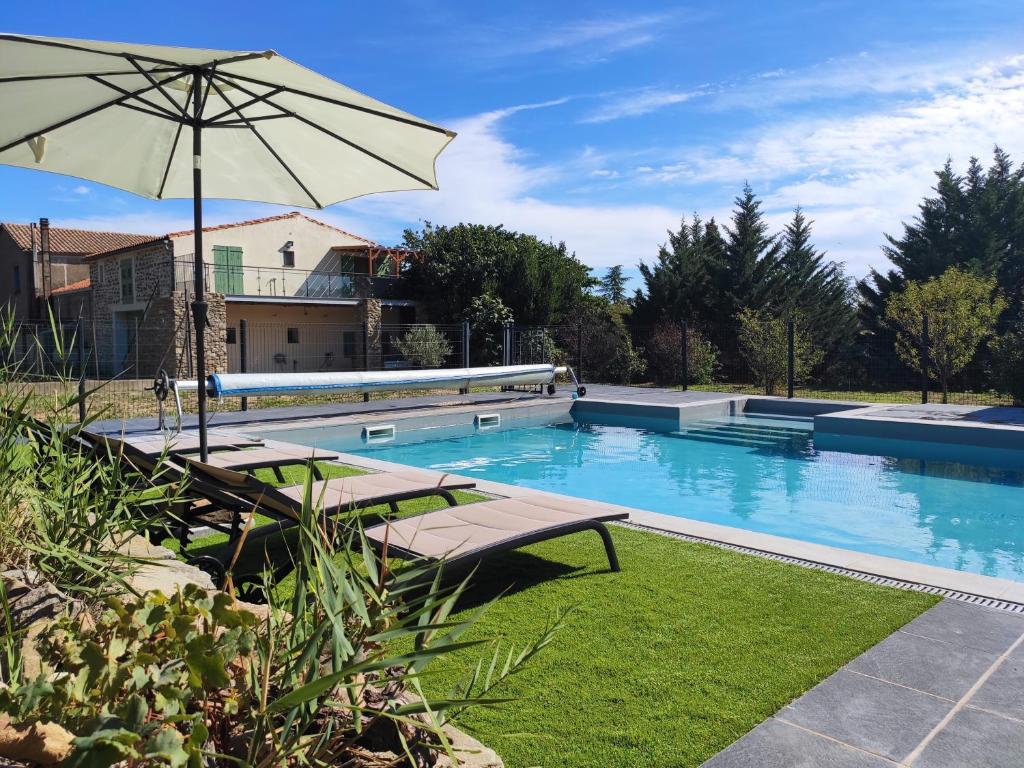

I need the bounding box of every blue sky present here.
[2,0,1023,288]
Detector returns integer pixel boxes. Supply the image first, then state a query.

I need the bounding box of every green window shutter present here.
[227,247,243,294]
[212,245,228,293]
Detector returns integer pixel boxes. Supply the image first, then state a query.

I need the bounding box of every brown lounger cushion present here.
[364,496,627,563]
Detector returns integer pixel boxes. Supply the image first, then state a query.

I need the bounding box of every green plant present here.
[462,293,513,365]
[990,321,1024,405]
[2,473,565,767]
[885,266,1006,403]
[394,325,453,368]
[0,308,184,598]
[737,309,822,395]
[643,323,719,385]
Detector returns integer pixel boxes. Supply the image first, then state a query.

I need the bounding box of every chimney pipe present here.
[39,217,51,301]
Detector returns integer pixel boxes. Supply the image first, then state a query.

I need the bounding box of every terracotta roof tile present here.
[165,211,378,246]
[1,222,154,256]
[50,278,91,295]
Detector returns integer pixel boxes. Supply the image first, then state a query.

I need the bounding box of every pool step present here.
[672,430,781,449]
[675,420,813,450]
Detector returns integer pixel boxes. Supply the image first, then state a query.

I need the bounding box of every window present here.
[282,250,295,268]
[119,257,134,304]
[12,266,20,294]
[287,327,299,344]
[226,327,237,344]
[342,331,357,358]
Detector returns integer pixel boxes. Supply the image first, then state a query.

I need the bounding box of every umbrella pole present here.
[190,73,209,461]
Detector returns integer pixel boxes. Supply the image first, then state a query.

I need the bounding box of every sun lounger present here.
[364,495,626,573]
[124,431,263,456]
[183,458,475,521]
[177,445,340,481]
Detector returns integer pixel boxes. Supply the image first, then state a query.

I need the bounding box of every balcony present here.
[173,257,406,301]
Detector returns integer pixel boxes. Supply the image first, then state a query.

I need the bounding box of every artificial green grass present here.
[176,461,937,767]
[408,526,937,768]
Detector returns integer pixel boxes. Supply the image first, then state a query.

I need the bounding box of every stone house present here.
[84,212,419,378]
[0,218,151,322]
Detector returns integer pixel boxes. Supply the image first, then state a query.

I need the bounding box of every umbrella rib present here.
[203,87,286,125]
[0,69,190,154]
[207,78,322,208]
[0,68,181,84]
[115,100,186,122]
[210,72,437,190]
[125,55,188,119]
[0,34,188,69]
[214,69,453,136]
[88,75,186,122]
[157,79,195,200]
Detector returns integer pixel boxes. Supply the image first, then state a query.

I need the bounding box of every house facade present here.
[0,218,151,322]
[85,212,419,378]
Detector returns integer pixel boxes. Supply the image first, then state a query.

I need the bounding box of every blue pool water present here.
[277,414,1024,581]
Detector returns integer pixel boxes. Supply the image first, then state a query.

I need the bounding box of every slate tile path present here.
[703,600,1024,767]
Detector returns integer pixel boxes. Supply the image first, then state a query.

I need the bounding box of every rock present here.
[1,570,85,679]
[118,535,215,593]
[0,715,74,765]
[437,724,504,768]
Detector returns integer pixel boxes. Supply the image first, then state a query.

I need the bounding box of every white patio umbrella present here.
[0,33,455,458]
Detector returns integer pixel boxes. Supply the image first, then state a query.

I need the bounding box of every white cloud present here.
[499,13,673,59]
[638,54,1024,275]
[334,101,679,269]
[582,87,698,123]
[72,185,90,195]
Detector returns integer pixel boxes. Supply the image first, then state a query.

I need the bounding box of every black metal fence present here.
[6,311,1018,424]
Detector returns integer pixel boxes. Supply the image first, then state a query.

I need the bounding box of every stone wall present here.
[167,291,228,378]
[359,297,382,369]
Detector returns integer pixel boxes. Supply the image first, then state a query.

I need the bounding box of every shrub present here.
[990,322,1024,405]
[885,267,1006,404]
[643,323,719,385]
[737,309,822,396]
[463,292,513,365]
[394,324,453,368]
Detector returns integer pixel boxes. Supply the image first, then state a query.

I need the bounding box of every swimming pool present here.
[270,413,1024,582]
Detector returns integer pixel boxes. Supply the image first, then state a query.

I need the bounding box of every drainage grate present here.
[616,521,1024,614]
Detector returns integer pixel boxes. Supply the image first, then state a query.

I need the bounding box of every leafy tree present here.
[462,292,513,365]
[736,309,822,396]
[394,324,453,368]
[402,223,594,326]
[990,320,1024,405]
[884,267,1006,403]
[599,265,629,303]
[859,148,1024,367]
[643,323,719,385]
[575,298,645,384]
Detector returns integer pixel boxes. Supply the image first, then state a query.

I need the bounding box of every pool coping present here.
[245,425,1024,607]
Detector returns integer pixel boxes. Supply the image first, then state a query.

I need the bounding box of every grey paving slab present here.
[970,643,1024,721]
[914,708,1024,768]
[701,719,896,768]
[780,669,953,762]
[848,630,998,700]
[901,600,1024,654]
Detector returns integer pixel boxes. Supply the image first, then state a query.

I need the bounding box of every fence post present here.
[362,321,370,402]
[462,320,470,368]
[921,313,930,405]
[577,324,584,382]
[239,319,248,412]
[76,317,86,423]
[681,321,689,392]
[786,317,795,399]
